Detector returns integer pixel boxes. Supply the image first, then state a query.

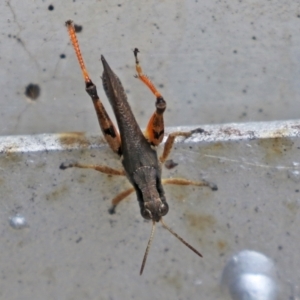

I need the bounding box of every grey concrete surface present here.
[1,1,300,299]
[1,1,300,135]
[1,121,300,299]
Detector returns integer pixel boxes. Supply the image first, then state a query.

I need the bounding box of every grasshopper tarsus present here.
[209,182,218,191]
[65,20,72,26]
[108,206,116,215]
[59,162,74,170]
[133,48,139,55]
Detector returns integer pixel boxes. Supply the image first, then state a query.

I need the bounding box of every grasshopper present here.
[62,20,217,275]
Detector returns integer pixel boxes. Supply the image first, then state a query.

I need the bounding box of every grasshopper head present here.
[133,166,168,222]
[141,194,169,222]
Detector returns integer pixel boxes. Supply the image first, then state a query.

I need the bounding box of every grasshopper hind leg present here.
[108,187,135,214]
[133,48,166,146]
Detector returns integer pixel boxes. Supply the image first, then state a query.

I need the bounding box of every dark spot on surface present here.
[108,205,116,214]
[233,50,237,54]
[278,245,283,250]
[158,84,164,88]
[252,36,256,40]
[7,34,23,44]
[295,189,299,193]
[153,23,160,30]
[117,3,122,7]
[74,24,83,33]
[60,54,66,59]
[258,108,263,113]
[25,83,40,100]
[48,4,54,11]
[76,237,82,243]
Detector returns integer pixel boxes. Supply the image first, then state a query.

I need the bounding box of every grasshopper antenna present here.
[160,218,203,258]
[140,220,156,275]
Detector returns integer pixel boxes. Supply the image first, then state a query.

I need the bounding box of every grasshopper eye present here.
[159,203,169,216]
[142,209,152,220]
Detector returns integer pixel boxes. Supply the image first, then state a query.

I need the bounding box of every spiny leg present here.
[162,177,218,191]
[133,48,166,146]
[60,161,133,214]
[60,161,125,176]
[108,187,135,214]
[66,20,122,155]
[160,128,206,163]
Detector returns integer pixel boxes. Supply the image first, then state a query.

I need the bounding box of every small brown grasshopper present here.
[62,20,217,275]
